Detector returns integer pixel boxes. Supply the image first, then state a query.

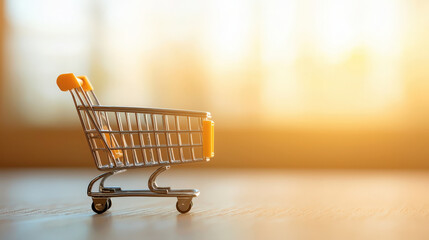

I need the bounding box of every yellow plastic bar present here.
[203,120,214,158]
[102,126,123,159]
[57,73,93,91]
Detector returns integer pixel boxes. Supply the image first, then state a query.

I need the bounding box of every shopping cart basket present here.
[57,73,214,214]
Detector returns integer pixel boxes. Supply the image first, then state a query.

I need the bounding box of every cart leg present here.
[87,170,126,214]
[87,169,126,196]
[148,165,171,193]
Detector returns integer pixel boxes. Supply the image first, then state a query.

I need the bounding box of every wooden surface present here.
[1,168,429,240]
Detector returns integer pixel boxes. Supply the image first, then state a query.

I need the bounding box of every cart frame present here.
[57,73,214,214]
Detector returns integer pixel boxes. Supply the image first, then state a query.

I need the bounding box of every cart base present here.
[87,165,198,214]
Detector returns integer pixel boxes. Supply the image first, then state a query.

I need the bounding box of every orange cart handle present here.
[57,73,93,92]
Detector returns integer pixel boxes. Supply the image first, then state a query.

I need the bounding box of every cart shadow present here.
[90,212,113,236]
[176,213,194,233]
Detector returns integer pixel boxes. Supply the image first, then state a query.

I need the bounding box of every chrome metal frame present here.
[87,166,199,198]
[67,86,211,214]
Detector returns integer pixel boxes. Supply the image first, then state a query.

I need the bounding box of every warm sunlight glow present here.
[4,0,429,130]
[260,0,406,128]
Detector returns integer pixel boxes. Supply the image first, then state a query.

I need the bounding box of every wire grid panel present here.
[80,108,206,170]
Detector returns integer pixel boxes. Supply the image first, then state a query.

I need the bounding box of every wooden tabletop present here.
[1,168,429,240]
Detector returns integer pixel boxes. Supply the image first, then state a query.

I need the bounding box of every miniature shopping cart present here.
[57,73,214,214]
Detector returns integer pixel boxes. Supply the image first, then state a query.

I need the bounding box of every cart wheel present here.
[176,199,193,214]
[107,198,112,210]
[91,201,109,214]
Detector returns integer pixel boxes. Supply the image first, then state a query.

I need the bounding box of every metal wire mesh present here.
[71,87,209,170]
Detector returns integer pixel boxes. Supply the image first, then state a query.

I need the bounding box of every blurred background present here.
[0,0,429,169]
